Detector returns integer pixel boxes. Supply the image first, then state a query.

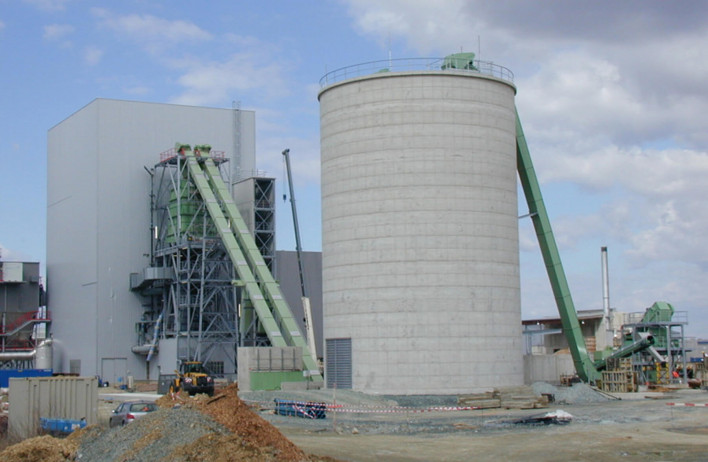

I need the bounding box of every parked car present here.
[109,400,158,427]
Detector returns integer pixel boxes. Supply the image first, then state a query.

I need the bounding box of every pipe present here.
[0,338,53,362]
[601,246,613,347]
[595,332,654,370]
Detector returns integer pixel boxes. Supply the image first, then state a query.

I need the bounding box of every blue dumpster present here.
[39,417,87,434]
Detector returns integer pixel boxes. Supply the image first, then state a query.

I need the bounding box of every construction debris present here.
[0,383,334,462]
[512,409,573,426]
[458,386,549,410]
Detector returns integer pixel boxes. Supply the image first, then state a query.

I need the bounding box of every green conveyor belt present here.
[184,148,322,380]
[516,109,601,383]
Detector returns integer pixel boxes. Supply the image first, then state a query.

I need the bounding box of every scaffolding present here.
[130,144,321,382]
[134,146,240,371]
[623,309,689,385]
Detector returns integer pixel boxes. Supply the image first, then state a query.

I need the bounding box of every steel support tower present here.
[132,144,322,382]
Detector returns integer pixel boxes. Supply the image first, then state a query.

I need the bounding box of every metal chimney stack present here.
[601,246,613,347]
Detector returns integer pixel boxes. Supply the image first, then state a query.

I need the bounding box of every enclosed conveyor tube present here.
[594,332,657,370]
[516,110,661,382]
[183,145,322,381]
[516,109,601,383]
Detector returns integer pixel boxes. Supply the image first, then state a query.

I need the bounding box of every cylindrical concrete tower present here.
[318,57,522,394]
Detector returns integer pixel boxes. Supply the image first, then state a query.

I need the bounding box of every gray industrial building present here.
[47,99,262,383]
[318,58,523,394]
[0,261,48,368]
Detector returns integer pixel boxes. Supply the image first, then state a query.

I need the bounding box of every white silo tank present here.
[318,57,522,394]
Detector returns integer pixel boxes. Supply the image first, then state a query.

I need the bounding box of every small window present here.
[130,403,156,412]
[205,361,224,376]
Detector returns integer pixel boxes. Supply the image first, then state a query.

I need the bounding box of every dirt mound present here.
[0,383,335,462]
[156,383,314,461]
[0,433,80,462]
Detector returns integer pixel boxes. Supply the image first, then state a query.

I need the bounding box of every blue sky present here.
[1,1,707,336]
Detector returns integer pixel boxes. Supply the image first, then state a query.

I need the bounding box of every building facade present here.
[47,99,256,382]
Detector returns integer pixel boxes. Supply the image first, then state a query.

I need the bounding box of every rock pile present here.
[0,383,335,462]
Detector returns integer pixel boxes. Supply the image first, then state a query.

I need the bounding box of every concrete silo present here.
[318,56,522,394]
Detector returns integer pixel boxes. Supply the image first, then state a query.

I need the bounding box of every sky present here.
[1,0,706,336]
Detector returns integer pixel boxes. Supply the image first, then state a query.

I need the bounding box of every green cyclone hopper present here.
[181,144,322,381]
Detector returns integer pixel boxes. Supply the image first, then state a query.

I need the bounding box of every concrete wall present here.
[237,346,303,391]
[274,250,323,358]
[523,354,576,385]
[319,71,522,394]
[47,99,255,380]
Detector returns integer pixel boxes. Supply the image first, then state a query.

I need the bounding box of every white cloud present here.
[43,23,74,41]
[0,243,34,262]
[84,46,103,66]
[92,8,212,55]
[170,52,287,106]
[346,0,478,54]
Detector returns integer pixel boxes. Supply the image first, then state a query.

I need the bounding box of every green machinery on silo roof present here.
[441,52,477,70]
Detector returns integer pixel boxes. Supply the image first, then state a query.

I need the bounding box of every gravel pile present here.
[75,407,228,461]
[0,384,328,462]
[532,382,611,404]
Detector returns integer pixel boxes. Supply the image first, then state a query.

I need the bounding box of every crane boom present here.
[282,148,318,363]
[282,149,307,298]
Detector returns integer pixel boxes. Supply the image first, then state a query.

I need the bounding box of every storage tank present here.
[318,56,522,394]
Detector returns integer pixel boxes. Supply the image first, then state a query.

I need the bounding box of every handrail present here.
[0,310,51,336]
[320,57,514,87]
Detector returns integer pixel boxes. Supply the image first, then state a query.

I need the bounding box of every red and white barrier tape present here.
[326,405,479,414]
[243,398,479,414]
[666,402,708,407]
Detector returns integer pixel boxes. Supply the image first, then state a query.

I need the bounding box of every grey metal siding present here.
[325,337,352,389]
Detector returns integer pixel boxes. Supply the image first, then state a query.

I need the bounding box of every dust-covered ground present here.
[242,385,708,462]
[1,383,707,461]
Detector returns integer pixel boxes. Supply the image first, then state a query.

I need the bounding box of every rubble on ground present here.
[532,381,612,404]
[0,383,336,462]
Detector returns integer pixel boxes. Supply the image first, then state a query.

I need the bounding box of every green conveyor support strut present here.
[516,109,601,383]
[185,149,322,381]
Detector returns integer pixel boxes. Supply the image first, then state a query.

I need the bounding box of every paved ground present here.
[243,386,708,462]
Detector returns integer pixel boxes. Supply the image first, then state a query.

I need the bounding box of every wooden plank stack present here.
[458,386,549,410]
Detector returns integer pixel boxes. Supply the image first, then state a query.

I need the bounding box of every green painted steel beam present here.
[200,158,322,381]
[516,109,601,383]
[184,151,286,348]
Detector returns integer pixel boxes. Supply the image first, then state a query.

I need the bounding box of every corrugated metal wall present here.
[8,376,98,439]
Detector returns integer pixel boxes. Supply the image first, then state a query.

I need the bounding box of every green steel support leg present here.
[516,109,600,383]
